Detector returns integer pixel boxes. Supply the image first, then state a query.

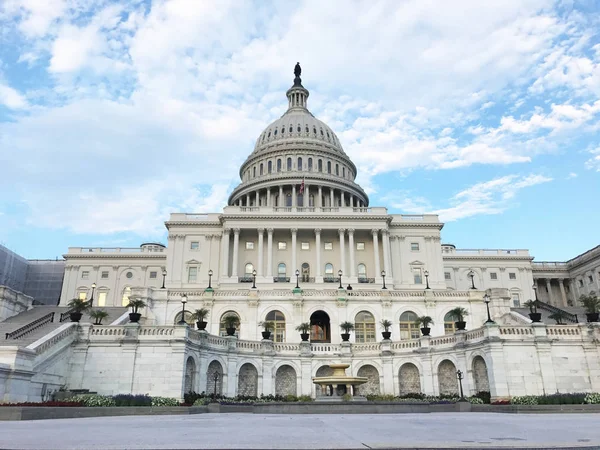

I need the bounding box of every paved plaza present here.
[0,413,599,449]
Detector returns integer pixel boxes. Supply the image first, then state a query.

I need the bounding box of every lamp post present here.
[424,270,430,290]
[252,269,257,289]
[213,371,220,398]
[381,270,387,290]
[295,269,300,289]
[178,295,187,325]
[161,269,167,289]
[484,293,494,324]
[208,269,213,289]
[338,270,343,289]
[90,283,96,306]
[456,370,465,400]
[468,270,476,289]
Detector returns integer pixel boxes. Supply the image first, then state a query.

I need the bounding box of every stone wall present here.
[438,360,458,395]
[472,356,489,392]
[237,363,258,397]
[399,363,421,395]
[275,365,297,396]
[357,365,380,396]
[0,285,32,322]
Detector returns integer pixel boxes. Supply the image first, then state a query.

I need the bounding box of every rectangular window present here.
[444,272,451,280]
[188,267,198,283]
[98,292,107,307]
[589,275,594,284]
[579,279,584,287]
[512,293,520,307]
[301,242,310,250]
[490,272,498,280]
[246,241,254,250]
[78,292,87,300]
[149,271,157,279]
[413,268,422,284]
[356,242,365,250]
[324,242,333,250]
[101,271,109,279]
[278,242,287,250]
[81,271,89,279]
[509,272,516,280]
[190,241,199,250]
[410,243,419,251]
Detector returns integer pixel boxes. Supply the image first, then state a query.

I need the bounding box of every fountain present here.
[312,363,368,401]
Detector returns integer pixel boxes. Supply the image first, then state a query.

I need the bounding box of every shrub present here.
[537,393,586,405]
[71,394,115,407]
[467,397,484,404]
[113,394,152,407]
[193,398,211,406]
[473,391,491,404]
[491,400,510,405]
[584,393,600,404]
[151,397,180,407]
[511,396,538,405]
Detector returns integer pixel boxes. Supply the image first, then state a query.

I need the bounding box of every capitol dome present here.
[228,63,369,208]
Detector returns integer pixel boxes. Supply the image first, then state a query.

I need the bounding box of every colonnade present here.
[534,278,572,307]
[234,184,366,209]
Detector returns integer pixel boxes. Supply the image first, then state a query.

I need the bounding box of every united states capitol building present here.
[1,66,599,403]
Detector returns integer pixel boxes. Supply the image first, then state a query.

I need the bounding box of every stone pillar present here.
[329,188,334,207]
[338,228,346,276]
[348,228,356,278]
[546,278,554,305]
[341,191,345,207]
[372,229,381,277]
[257,228,264,277]
[390,236,401,285]
[231,228,240,278]
[318,186,322,208]
[305,185,310,207]
[267,228,274,278]
[221,228,231,278]
[292,185,297,208]
[246,193,250,207]
[267,188,271,207]
[255,190,259,206]
[315,229,322,282]
[382,229,392,279]
[291,228,297,273]
[279,186,283,207]
[559,279,568,307]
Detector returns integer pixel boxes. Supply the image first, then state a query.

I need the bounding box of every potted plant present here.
[127,297,147,323]
[67,298,90,322]
[339,321,354,342]
[89,309,109,325]
[223,314,240,336]
[191,308,210,330]
[448,307,469,331]
[548,310,568,325]
[296,322,311,341]
[414,315,434,336]
[579,293,600,323]
[258,321,274,340]
[524,300,541,323]
[380,319,393,340]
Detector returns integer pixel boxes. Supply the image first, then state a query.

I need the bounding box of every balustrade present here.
[5,312,55,339]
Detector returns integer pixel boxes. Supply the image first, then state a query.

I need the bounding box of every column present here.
[338,228,346,276]
[291,228,297,273]
[329,188,334,207]
[267,188,271,206]
[382,229,392,278]
[305,185,310,207]
[221,229,230,278]
[318,186,323,208]
[390,236,401,284]
[341,191,345,207]
[559,279,568,307]
[348,228,356,278]
[372,229,381,276]
[546,278,554,305]
[267,228,274,278]
[231,228,240,278]
[255,190,259,206]
[315,229,322,282]
[257,228,264,277]
[279,186,283,207]
[292,185,297,208]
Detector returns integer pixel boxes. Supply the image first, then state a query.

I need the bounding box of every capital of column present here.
[257,228,265,234]
[389,235,397,241]
[347,228,355,235]
[168,235,177,241]
[338,228,346,236]
[371,229,380,236]
[267,227,274,235]
[205,235,213,241]
[290,228,298,235]
[381,229,389,236]
[233,228,240,235]
[223,228,231,235]
[314,228,321,236]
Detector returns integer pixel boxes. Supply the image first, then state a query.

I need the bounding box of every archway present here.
[438,360,458,395]
[310,310,330,343]
[238,363,258,397]
[399,363,421,395]
[184,356,196,394]
[357,365,380,396]
[174,310,194,326]
[275,365,297,396]
[206,360,223,396]
[472,356,490,393]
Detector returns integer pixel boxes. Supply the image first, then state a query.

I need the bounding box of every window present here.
[444,272,451,280]
[253,166,256,177]
[318,159,323,172]
[188,267,198,283]
[327,161,331,173]
[82,271,89,279]
[287,157,292,171]
[589,275,594,284]
[219,311,241,337]
[126,271,133,279]
[357,263,367,280]
[444,312,456,335]
[268,161,272,173]
[355,311,376,343]
[298,157,302,171]
[121,287,131,306]
[308,158,313,171]
[97,292,107,307]
[490,272,498,280]
[509,272,516,280]
[286,193,292,206]
[150,271,157,279]
[335,164,339,176]
[190,241,199,250]
[512,293,521,307]
[278,242,287,250]
[325,263,334,275]
[324,242,333,250]
[356,242,365,250]
[266,310,286,342]
[301,242,310,250]
[246,242,254,250]
[399,311,420,340]
[244,263,254,276]
[260,163,263,175]
[277,159,282,172]
[78,292,87,300]
[278,263,286,277]
[579,279,584,287]
[410,243,419,251]
[413,268,422,284]
[101,271,109,279]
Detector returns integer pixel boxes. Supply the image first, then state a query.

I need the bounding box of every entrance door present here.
[310,310,330,343]
[301,263,310,282]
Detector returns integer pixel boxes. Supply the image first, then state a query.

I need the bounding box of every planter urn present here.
[70,312,82,323]
[261,331,272,340]
[381,331,391,340]
[586,312,599,323]
[455,321,467,331]
[420,327,431,336]
[196,321,207,330]
[129,312,141,323]
[529,313,542,323]
[226,327,236,336]
[341,333,350,342]
[300,332,310,342]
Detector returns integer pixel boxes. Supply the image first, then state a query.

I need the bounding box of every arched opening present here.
[121,287,131,307]
[297,157,302,171]
[238,363,258,396]
[286,193,292,206]
[444,311,457,335]
[259,163,263,176]
[287,157,292,171]
[357,365,380,396]
[277,263,287,282]
[327,161,331,173]
[184,356,196,394]
[268,161,272,173]
[244,263,254,277]
[277,159,282,172]
[301,263,310,282]
[310,310,330,343]
[472,356,490,393]
[174,310,194,325]
[438,360,458,395]
[318,159,322,172]
[324,263,334,281]
[399,311,420,340]
[206,360,223,396]
[354,311,376,343]
[357,263,367,282]
[275,365,297,396]
[266,310,286,342]
[219,311,241,337]
[399,363,421,395]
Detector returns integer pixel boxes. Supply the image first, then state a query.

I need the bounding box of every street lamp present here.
[161,269,167,289]
[468,270,476,289]
[484,293,494,324]
[208,269,213,289]
[381,270,387,290]
[338,270,343,289]
[213,371,220,398]
[90,283,96,306]
[295,269,300,289]
[424,270,430,290]
[456,370,465,400]
[178,295,187,325]
[252,269,257,289]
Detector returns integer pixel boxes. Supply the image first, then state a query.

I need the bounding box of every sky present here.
[0,0,599,262]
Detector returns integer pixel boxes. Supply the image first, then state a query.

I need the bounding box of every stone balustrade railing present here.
[26,322,78,357]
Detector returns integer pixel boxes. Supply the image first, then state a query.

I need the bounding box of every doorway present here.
[310,310,330,343]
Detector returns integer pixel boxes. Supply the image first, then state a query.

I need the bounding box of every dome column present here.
[279,186,283,207]
[255,190,259,207]
[267,188,271,207]
[329,188,334,208]
[292,185,297,208]
[318,186,323,208]
[341,191,345,207]
[246,193,250,207]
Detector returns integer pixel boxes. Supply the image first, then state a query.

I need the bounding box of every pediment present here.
[186,259,201,264]
[410,260,425,266]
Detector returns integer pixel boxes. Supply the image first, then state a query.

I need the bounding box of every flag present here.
[299,177,305,194]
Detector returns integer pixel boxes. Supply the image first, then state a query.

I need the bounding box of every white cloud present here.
[0,82,27,109]
[566,172,578,179]
[585,147,600,172]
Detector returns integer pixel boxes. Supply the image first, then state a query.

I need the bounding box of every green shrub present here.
[193,398,212,406]
[584,393,600,404]
[113,394,152,407]
[511,396,538,405]
[467,397,484,404]
[473,391,491,404]
[71,394,116,407]
[151,397,180,406]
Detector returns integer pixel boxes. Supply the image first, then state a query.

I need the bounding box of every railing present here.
[5,312,55,339]
[238,276,254,283]
[296,207,315,212]
[311,343,341,352]
[59,300,92,322]
[534,300,578,323]
[358,277,375,284]
[300,277,315,283]
[429,336,456,346]
[390,340,421,349]
[352,342,381,352]
[323,277,340,283]
[273,277,291,283]
[498,327,534,336]
[321,207,339,213]
[532,261,568,268]
[546,326,581,337]
[27,323,77,356]
[239,207,259,212]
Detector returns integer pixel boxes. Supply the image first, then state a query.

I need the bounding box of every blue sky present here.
[0,0,599,261]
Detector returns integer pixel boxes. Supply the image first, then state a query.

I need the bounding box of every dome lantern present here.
[286,62,309,111]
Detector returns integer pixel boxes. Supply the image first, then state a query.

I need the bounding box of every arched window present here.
[244,263,254,276]
[268,131,271,138]
[219,311,241,337]
[320,128,324,136]
[277,159,282,172]
[305,125,309,134]
[274,128,278,135]
[358,263,367,281]
[399,311,420,340]
[266,310,286,342]
[324,263,334,279]
[268,161,272,173]
[278,263,287,281]
[297,125,301,133]
[308,158,313,171]
[327,161,331,174]
[121,287,131,306]
[281,127,285,134]
[260,163,263,176]
[289,125,293,133]
[335,164,339,176]
[355,311,376,343]
[342,167,346,178]
[174,310,193,325]
[287,157,292,171]
[253,166,256,178]
[286,193,292,206]
[301,262,310,282]
[318,159,323,172]
[313,126,317,135]
[444,312,457,335]
[298,157,302,171]
[326,130,330,140]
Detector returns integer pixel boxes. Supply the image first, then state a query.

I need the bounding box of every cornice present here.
[390,223,444,230]
[165,221,222,229]
[64,254,167,260]
[220,214,391,222]
[442,255,533,261]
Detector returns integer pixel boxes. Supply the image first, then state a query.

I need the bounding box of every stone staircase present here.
[512,300,586,324]
[0,306,128,347]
